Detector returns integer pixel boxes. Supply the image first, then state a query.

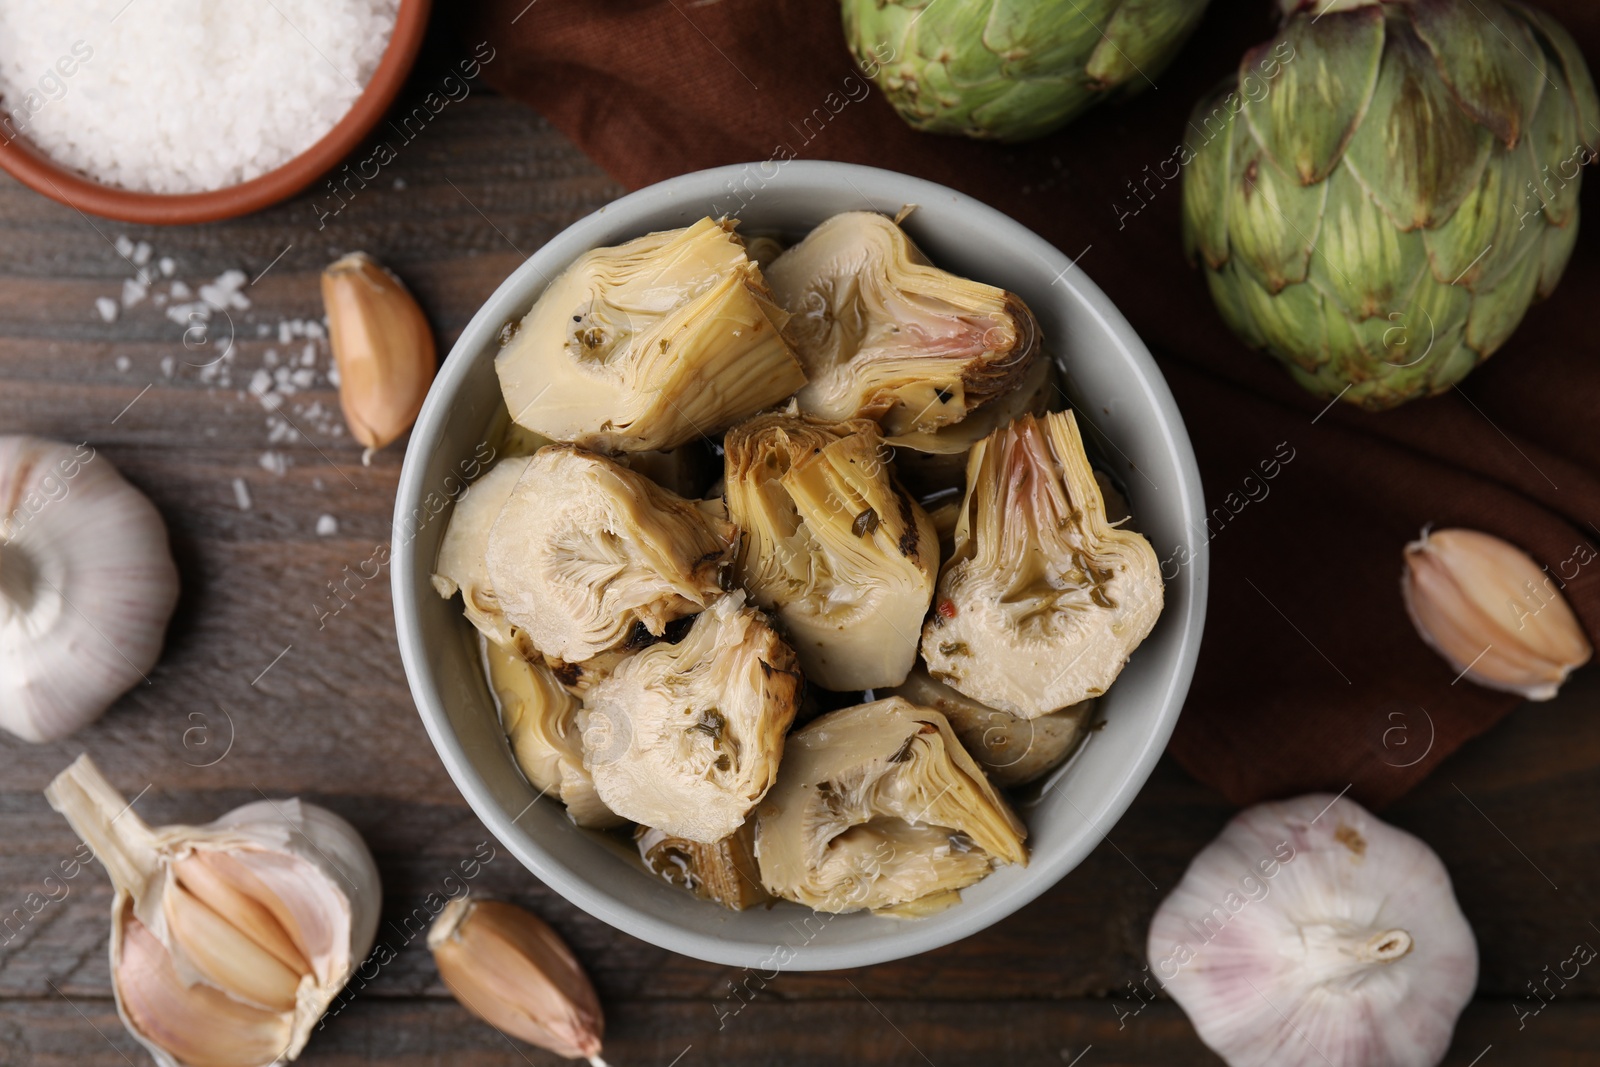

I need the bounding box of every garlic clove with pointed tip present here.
[428,896,608,1065]
[45,755,382,1067]
[1149,793,1477,1067]
[0,436,179,742]
[1403,527,1592,700]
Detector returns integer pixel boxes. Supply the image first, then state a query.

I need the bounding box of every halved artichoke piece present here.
[889,666,1093,788]
[763,212,1041,437]
[485,445,735,664]
[483,638,623,829]
[495,217,808,453]
[635,821,771,911]
[581,592,801,843]
[755,698,1027,913]
[921,410,1162,718]
[432,457,537,658]
[724,410,936,690]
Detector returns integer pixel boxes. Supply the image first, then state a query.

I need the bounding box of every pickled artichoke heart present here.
[483,638,622,829]
[889,351,1058,497]
[764,212,1041,437]
[724,411,936,691]
[755,698,1027,913]
[1185,0,1600,409]
[581,593,801,843]
[889,666,1093,788]
[485,446,735,665]
[922,410,1162,718]
[636,822,771,911]
[496,217,808,452]
[432,456,537,659]
[844,0,1212,141]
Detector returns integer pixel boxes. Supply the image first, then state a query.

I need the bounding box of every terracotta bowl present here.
[0,0,431,225]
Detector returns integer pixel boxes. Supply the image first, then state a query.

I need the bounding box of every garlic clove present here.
[46,755,382,1067]
[1149,793,1477,1067]
[0,436,179,742]
[321,251,437,457]
[428,896,607,1065]
[116,915,292,1067]
[1403,527,1592,700]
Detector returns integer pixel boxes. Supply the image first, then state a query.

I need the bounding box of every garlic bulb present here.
[46,755,382,1067]
[0,437,179,742]
[1149,793,1477,1067]
[428,896,608,1066]
[1403,527,1592,700]
[322,252,437,457]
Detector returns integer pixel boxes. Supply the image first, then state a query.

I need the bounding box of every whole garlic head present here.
[1149,793,1477,1067]
[0,436,179,742]
[1403,527,1592,700]
[46,756,382,1067]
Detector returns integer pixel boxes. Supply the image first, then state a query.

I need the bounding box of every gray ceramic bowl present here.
[394,161,1208,970]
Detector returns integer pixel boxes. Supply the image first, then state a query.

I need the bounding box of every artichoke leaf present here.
[1227,117,1328,293]
[1182,85,1239,269]
[1522,59,1583,228]
[1088,0,1211,92]
[1465,238,1544,355]
[1421,140,1543,291]
[725,411,936,691]
[1241,6,1385,185]
[1538,217,1580,300]
[1314,165,1429,319]
[1513,2,1600,155]
[1339,268,1472,391]
[485,446,734,664]
[764,212,1041,437]
[495,217,806,453]
[887,349,1056,456]
[1235,263,1327,372]
[982,0,1115,81]
[921,410,1163,718]
[484,638,623,830]
[1342,22,1494,231]
[889,667,1093,788]
[432,457,537,659]
[581,592,801,844]
[754,698,1027,914]
[635,822,770,911]
[1409,0,1545,148]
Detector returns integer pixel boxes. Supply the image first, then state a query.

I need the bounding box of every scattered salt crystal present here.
[114,356,131,372]
[301,346,316,367]
[313,477,326,491]
[316,514,339,536]
[261,393,283,411]
[291,368,316,388]
[159,257,175,277]
[95,297,118,323]
[132,242,152,266]
[249,369,273,396]
[170,280,192,299]
[256,323,272,337]
[259,451,288,476]
[121,277,147,308]
[305,322,326,340]
[114,235,134,258]
[327,363,341,387]
[232,478,253,511]
[264,349,279,367]
[160,355,175,378]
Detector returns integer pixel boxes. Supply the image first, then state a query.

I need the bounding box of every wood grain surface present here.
[2,21,1599,1067]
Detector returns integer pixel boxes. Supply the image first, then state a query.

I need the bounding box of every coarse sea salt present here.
[0,0,399,194]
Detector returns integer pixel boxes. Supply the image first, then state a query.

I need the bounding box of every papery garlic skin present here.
[1149,793,1477,1067]
[46,755,381,1067]
[428,896,608,1065]
[0,436,179,742]
[1404,527,1592,700]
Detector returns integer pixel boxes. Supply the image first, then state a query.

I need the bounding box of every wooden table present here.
[4,31,1600,1067]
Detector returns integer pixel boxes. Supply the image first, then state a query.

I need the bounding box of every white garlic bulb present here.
[1149,793,1477,1067]
[1403,527,1592,700]
[0,436,180,742]
[46,755,382,1067]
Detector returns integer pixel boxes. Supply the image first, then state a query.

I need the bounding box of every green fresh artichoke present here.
[1185,0,1599,410]
[843,0,1213,142]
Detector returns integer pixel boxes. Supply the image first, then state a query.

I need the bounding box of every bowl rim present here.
[0,0,432,225]
[393,160,1209,970]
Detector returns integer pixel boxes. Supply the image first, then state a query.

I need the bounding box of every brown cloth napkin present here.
[467,0,1600,808]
